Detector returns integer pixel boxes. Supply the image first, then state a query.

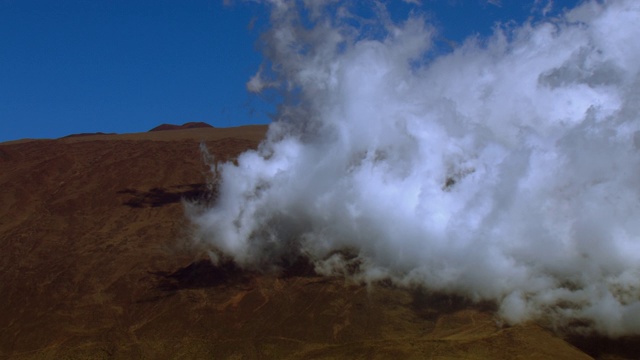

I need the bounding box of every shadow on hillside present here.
[408,287,497,321]
[118,183,211,208]
[0,148,11,160]
[151,255,320,292]
[566,334,640,360]
[151,259,250,291]
[279,256,319,278]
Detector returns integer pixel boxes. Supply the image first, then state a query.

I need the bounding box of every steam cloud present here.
[192,0,640,336]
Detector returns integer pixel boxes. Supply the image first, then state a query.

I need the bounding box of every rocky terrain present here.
[0,125,635,359]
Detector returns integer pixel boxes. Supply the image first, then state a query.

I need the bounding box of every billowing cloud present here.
[192,0,640,336]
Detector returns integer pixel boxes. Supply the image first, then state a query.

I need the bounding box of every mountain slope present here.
[0,125,604,359]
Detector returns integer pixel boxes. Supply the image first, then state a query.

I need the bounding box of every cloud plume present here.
[191,0,640,336]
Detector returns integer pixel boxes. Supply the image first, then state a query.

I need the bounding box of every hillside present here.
[0,125,630,359]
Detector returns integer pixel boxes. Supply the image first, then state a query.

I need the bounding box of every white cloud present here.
[193,0,640,336]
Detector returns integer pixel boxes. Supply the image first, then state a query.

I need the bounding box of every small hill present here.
[61,132,116,139]
[148,122,214,132]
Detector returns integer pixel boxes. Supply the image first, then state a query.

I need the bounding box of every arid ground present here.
[1,125,637,359]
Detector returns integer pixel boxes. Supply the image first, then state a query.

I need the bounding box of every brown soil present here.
[0,125,628,359]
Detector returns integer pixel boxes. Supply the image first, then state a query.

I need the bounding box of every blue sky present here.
[0,0,580,142]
